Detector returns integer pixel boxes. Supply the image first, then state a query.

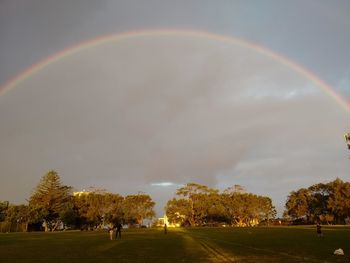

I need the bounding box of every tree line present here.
[0,170,155,232]
[1,170,350,232]
[165,183,276,227]
[284,178,350,224]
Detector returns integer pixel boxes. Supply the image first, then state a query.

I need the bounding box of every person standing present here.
[316,222,322,237]
[109,227,114,240]
[116,223,122,239]
[164,223,167,234]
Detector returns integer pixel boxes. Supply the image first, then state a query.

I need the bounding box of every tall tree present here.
[73,192,124,228]
[257,196,276,226]
[123,194,155,225]
[308,183,331,222]
[191,192,226,225]
[28,170,71,231]
[165,198,192,226]
[222,192,256,226]
[104,193,124,225]
[176,183,218,226]
[284,188,311,222]
[328,178,350,223]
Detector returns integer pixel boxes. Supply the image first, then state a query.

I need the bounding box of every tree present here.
[307,183,331,222]
[73,192,124,229]
[28,170,72,231]
[284,188,311,222]
[4,204,29,232]
[165,198,192,226]
[223,184,246,194]
[0,201,9,222]
[328,178,350,223]
[284,178,350,224]
[167,183,275,227]
[123,194,155,225]
[59,197,80,228]
[257,196,276,226]
[176,183,218,226]
[103,193,124,225]
[222,192,257,226]
[200,193,226,225]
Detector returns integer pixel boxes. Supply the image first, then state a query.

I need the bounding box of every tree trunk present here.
[190,198,195,226]
[43,221,49,232]
[24,222,28,232]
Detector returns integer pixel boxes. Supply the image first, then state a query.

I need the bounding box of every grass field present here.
[1,226,350,262]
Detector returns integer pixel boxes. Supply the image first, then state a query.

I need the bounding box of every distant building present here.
[73,189,92,197]
[156,215,180,227]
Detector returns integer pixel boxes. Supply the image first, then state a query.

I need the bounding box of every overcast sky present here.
[1,0,350,217]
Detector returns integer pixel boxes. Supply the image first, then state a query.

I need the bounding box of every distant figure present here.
[116,223,122,239]
[164,223,167,234]
[316,222,322,237]
[109,227,114,240]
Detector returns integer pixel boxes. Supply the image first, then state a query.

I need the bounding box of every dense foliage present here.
[0,170,156,231]
[165,183,276,226]
[284,178,350,224]
[2,170,349,231]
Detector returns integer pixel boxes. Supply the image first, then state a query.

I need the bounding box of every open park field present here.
[1,226,350,263]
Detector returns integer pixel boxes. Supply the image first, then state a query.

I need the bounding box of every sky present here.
[0,0,350,217]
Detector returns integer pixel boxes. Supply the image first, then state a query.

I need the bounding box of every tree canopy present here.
[284,178,350,224]
[166,183,276,227]
[22,170,156,231]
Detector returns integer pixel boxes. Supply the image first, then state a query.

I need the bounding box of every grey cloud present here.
[1,35,349,216]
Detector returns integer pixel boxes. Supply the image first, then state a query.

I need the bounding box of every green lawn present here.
[0,226,349,262]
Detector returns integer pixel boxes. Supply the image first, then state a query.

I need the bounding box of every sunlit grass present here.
[0,226,350,262]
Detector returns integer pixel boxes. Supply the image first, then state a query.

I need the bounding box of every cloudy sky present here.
[1,0,350,216]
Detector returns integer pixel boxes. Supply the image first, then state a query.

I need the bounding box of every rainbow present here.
[1,29,349,112]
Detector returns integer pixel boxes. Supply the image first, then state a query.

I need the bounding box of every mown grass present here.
[185,226,350,262]
[0,226,349,262]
